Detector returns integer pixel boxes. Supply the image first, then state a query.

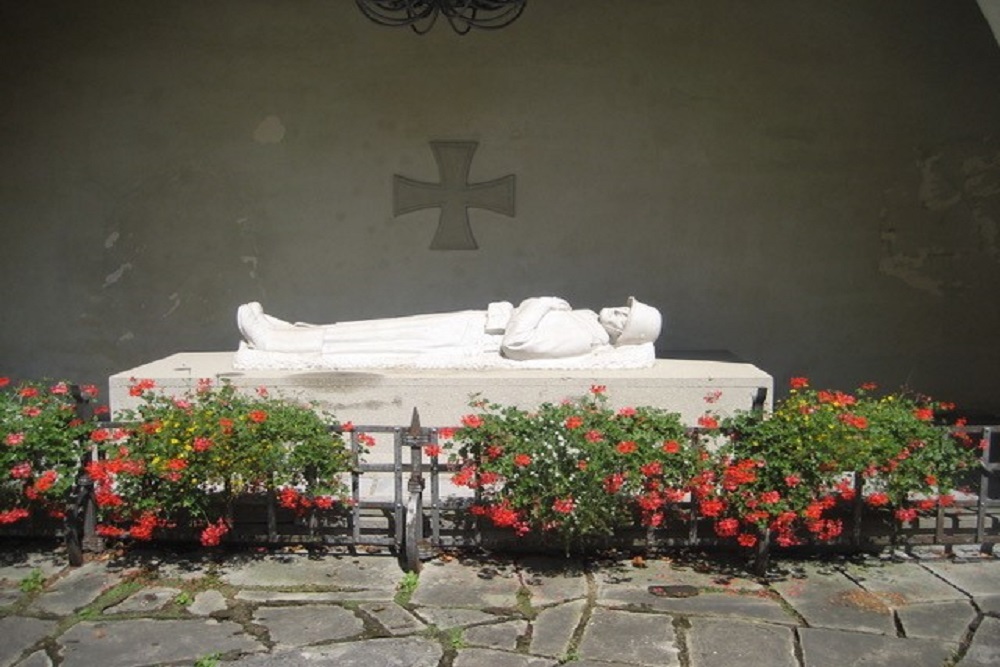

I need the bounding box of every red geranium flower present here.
[200,519,230,547]
[616,440,637,454]
[714,518,739,537]
[10,462,32,479]
[0,508,30,525]
[697,414,719,430]
[552,497,575,514]
[760,490,781,504]
[640,461,662,476]
[866,492,890,507]
[128,378,156,396]
[461,414,484,428]
[603,473,626,494]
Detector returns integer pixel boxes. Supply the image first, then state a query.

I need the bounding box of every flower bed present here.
[85,379,357,547]
[446,386,707,549]
[442,380,983,564]
[1,373,988,571]
[0,377,97,528]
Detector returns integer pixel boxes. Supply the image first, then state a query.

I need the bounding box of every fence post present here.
[65,385,100,566]
[404,408,426,572]
[851,471,864,550]
[752,527,771,577]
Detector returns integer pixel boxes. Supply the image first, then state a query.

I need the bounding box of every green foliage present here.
[398,571,419,595]
[446,387,703,545]
[445,627,466,649]
[395,570,419,605]
[0,378,96,525]
[19,568,46,593]
[193,653,221,667]
[87,379,355,546]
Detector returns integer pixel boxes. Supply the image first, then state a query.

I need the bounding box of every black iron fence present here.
[52,410,999,576]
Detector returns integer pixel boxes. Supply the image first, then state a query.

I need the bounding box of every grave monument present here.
[109,296,773,427]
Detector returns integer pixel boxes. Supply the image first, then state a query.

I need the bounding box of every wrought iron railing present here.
[52,409,998,576]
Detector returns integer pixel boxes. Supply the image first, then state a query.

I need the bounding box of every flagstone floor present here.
[0,542,998,667]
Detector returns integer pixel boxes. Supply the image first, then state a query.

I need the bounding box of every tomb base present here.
[109,351,773,427]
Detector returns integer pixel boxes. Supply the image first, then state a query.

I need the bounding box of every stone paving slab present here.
[411,606,503,629]
[977,594,1000,614]
[0,549,67,584]
[58,618,264,667]
[230,637,444,667]
[799,627,957,667]
[452,648,555,667]
[576,608,679,667]
[516,556,589,606]
[219,553,401,592]
[410,558,522,608]
[687,617,797,667]
[770,565,896,635]
[594,557,762,596]
[896,599,978,642]
[235,589,395,603]
[593,557,786,626]
[359,601,426,635]
[921,559,1000,598]
[0,617,57,667]
[252,604,365,646]
[0,588,22,607]
[188,589,228,616]
[15,650,52,667]
[463,619,528,650]
[845,560,968,604]
[104,586,180,614]
[604,588,796,625]
[959,616,1000,667]
[530,599,587,658]
[30,562,123,615]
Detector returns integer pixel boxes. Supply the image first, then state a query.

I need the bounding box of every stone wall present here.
[1,1,999,414]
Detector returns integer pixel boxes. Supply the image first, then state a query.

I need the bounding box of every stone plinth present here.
[109,351,772,428]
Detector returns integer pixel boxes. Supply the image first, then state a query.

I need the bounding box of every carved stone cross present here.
[394,141,516,250]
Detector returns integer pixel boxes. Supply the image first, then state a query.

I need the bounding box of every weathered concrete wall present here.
[1,1,999,414]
